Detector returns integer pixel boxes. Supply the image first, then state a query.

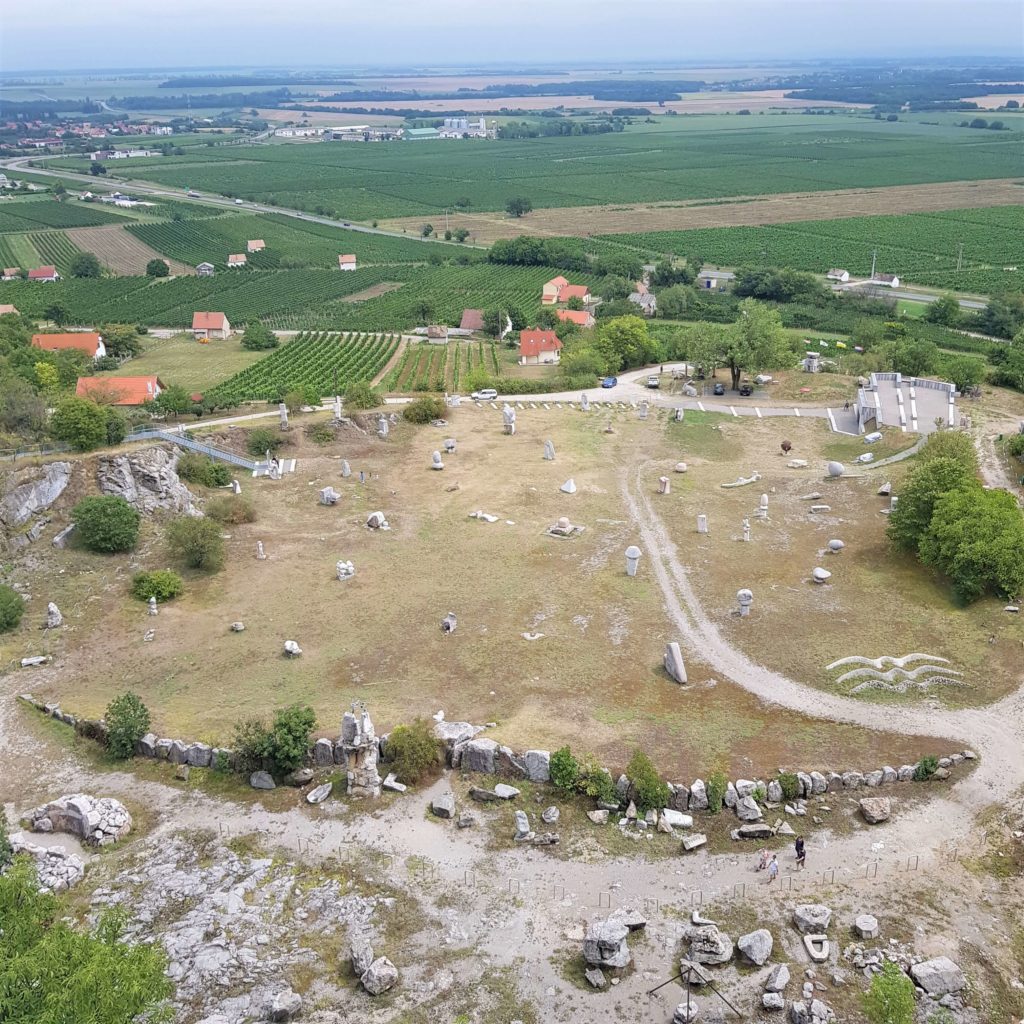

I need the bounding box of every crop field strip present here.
[599,205,1024,294]
[0,199,134,232]
[208,331,401,402]
[59,116,1024,219]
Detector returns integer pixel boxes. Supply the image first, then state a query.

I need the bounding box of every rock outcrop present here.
[28,794,131,846]
[0,460,71,549]
[97,447,199,515]
[10,835,85,891]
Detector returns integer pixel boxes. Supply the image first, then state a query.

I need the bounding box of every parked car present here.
[712,382,725,396]
[471,388,498,402]
[601,376,618,389]
[646,375,660,389]
[234,198,244,205]
[739,383,754,397]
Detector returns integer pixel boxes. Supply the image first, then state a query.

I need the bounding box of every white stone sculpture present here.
[543,440,555,461]
[341,460,351,478]
[319,486,339,505]
[737,588,753,617]
[664,642,687,684]
[256,540,267,560]
[625,545,642,577]
[431,451,444,470]
[336,560,356,581]
[697,514,708,534]
[278,402,288,430]
[560,478,577,494]
[659,476,671,494]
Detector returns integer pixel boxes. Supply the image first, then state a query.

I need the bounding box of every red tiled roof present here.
[519,329,562,357]
[543,276,568,290]
[555,309,593,326]
[192,311,229,331]
[558,284,590,301]
[76,375,162,406]
[227,254,246,264]
[28,265,57,279]
[0,304,18,315]
[32,332,103,356]
[460,308,485,331]
[338,254,356,264]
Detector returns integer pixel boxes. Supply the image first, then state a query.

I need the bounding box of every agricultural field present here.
[66,225,195,276]
[0,229,83,274]
[127,212,447,270]
[56,114,1024,220]
[208,331,401,402]
[386,338,501,392]
[0,197,131,231]
[602,205,1024,294]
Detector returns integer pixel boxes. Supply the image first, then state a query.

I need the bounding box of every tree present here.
[50,395,109,451]
[887,456,976,553]
[594,315,662,372]
[105,692,151,760]
[0,584,25,633]
[680,320,729,376]
[651,259,693,287]
[89,160,107,175]
[240,321,278,351]
[166,516,226,572]
[420,223,434,237]
[145,258,170,278]
[924,294,961,327]
[72,496,140,553]
[153,383,191,417]
[34,361,60,396]
[344,380,382,409]
[0,378,47,437]
[941,354,986,394]
[718,300,787,390]
[600,274,632,300]
[105,405,127,445]
[99,323,142,359]
[69,252,102,278]
[452,228,470,243]
[917,429,978,472]
[247,426,284,457]
[863,962,916,1024]
[919,485,1024,602]
[0,859,172,1024]
[505,196,533,218]
[383,718,444,785]
[266,704,316,774]
[414,298,435,324]
[657,284,690,320]
[44,302,70,327]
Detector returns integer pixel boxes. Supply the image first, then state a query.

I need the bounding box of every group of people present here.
[756,835,806,882]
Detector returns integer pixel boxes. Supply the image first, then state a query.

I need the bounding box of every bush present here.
[233,716,272,773]
[577,758,618,804]
[146,258,170,277]
[778,772,801,801]
[1006,432,1024,461]
[130,569,183,602]
[914,755,939,781]
[345,380,382,410]
[549,746,580,793]
[240,322,279,350]
[0,585,25,633]
[266,704,317,774]
[105,406,126,445]
[384,718,444,785]
[247,426,284,457]
[626,750,670,812]
[863,961,916,1024]
[305,422,336,445]
[50,396,109,451]
[105,692,151,760]
[206,495,257,524]
[0,809,11,869]
[73,496,140,553]
[706,770,728,814]
[166,516,225,572]
[402,395,446,423]
[176,452,232,488]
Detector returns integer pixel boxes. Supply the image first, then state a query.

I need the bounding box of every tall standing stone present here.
[625,545,642,577]
[697,514,708,534]
[279,402,289,430]
[339,703,382,798]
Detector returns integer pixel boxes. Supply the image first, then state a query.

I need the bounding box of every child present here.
[795,836,807,870]
[767,854,779,883]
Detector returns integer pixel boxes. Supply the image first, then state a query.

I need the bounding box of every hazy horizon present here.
[2,0,1022,74]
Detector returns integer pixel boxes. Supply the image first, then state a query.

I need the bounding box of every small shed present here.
[427,324,449,343]
[227,254,247,268]
[196,262,215,276]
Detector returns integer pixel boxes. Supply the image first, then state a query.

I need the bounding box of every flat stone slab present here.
[803,934,830,963]
[681,833,707,851]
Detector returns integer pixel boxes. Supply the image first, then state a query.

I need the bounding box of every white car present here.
[234,198,244,205]
[471,389,498,402]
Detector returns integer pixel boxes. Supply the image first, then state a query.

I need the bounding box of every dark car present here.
[739,383,754,397]
[601,376,618,389]
[712,382,725,396]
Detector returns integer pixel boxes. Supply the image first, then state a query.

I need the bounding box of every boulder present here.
[809,771,828,794]
[167,740,188,765]
[767,780,783,803]
[469,786,502,802]
[514,810,530,838]
[735,795,763,821]
[250,771,276,790]
[494,783,520,800]
[678,959,712,986]
[585,967,607,989]
[433,720,483,753]
[456,812,476,829]
[910,956,965,997]
[382,773,407,793]
[610,907,647,932]
[864,769,883,787]
[765,963,790,992]
[792,905,832,935]
[897,765,915,782]
[262,987,302,1022]
[738,929,774,966]
[669,783,691,811]
[684,923,733,965]
[583,918,631,970]
[541,806,560,824]
[688,779,708,811]
[136,733,157,757]
[840,771,864,789]
[681,833,707,852]
[662,808,693,829]
[672,1002,700,1023]
[458,737,498,774]
[737,823,773,840]
[588,809,610,824]
[97,447,199,515]
[351,937,374,976]
[306,782,332,805]
[724,782,738,808]
[313,738,334,766]
[283,766,314,786]
[735,779,756,797]
[880,766,897,784]
[431,794,455,819]
[44,602,63,629]
[763,992,785,1011]
[186,742,213,768]
[361,956,398,996]
[523,749,550,782]
[859,797,891,824]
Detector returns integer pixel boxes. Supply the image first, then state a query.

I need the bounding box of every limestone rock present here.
[494,783,521,800]
[583,918,631,970]
[361,957,398,996]
[585,967,607,989]
[250,771,276,790]
[684,923,733,965]
[306,782,332,805]
[802,935,830,963]
[313,737,334,766]
[44,602,63,629]
[29,794,131,846]
[9,836,85,892]
[588,809,610,824]
[738,928,773,966]
[457,737,498,774]
[688,779,708,811]
[514,809,530,838]
[262,986,302,1021]
[351,937,374,976]
[541,806,560,824]
[910,956,965,997]
[0,461,72,550]
[97,447,199,515]
[735,795,763,821]
[681,833,707,851]
[524,749,551,782]
[792,905,832,935]
[678,959,712,986]
[765,963,791,992]
[284,767,314,786]
[854,915,878,939]
[186,742,213,768]
[859,797,891,824]
[431,794,455,819]
[672,1001,700,1023]
[763,992,785,1011]
[662,808,692,829]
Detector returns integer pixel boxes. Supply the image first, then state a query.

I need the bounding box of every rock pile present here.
[9,835,85,891]
[29,794,131,846]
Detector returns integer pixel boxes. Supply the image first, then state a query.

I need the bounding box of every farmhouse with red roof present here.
[519,328,562,366]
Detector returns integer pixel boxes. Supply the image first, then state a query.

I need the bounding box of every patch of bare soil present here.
[381,178,1024,244]
[343,281,405,302]
[66,225,194,277]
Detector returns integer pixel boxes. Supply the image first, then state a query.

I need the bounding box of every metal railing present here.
[126,429,256,470]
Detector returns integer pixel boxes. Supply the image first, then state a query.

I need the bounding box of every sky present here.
[2,0,1022,72]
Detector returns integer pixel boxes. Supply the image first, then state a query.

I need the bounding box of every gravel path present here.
[621,463,1024,814]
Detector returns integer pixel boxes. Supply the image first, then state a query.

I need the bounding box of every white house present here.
[872,273,900,288]
[826,269,850,283]
[227,254,247,268]
[338,254,357,271]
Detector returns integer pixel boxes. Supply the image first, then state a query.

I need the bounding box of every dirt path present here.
[65,225,194,277]
[974,414,1023,495]
[381,177,1024,244]
[371,335,411,386]
[621,462,1024,815]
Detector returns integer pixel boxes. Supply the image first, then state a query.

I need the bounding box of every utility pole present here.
[444,208,450,233]
[870,249,877,281]
[956,241,963,273]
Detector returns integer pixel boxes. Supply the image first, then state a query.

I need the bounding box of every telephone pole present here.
[956,242,963,273]
[870,249,877,281]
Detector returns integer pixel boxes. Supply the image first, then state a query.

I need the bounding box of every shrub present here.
[345,380,382,410]
[0,809,11,869]
[914,755,939,781]
[166,516,225,572]
[578,758,618,804]
[50,395,109,451]
[706,770,728,814]
[105,406,126,445]
[403,395,446,423]
[305,422,336,445]
[206,496,257,524]
[1007,433,1024,461]
[247,426,284,457]
[146,258,169,277]
[384,718,444,785]
[72,496,140,553]
[549,746,580,794]
[177,452,232,488]
[266,704,317,774]
[240,322,279,350]
[105,692,151,760]
[778,772,801,801]
[626,750,670,812]
[863,961,916,1024]
[130,569,183,602]
[0,585,25,633]
[233,716,272,773]
[213,749,231,773]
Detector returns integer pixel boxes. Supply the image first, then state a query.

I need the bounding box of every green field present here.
[49,114,1024,219]
[208,331,400,402]
[385,338,501,392]
[128,212,446,269]
[0,198,131,231]
[600,206,1024,294]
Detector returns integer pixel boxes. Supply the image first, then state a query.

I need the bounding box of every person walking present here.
[767,854,779,884]
[795,836,806,870]
[756,848,769,872]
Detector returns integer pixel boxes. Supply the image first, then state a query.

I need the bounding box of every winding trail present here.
[621,462,1024,817]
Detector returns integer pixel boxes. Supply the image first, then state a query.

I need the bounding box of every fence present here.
[125,429,257,470]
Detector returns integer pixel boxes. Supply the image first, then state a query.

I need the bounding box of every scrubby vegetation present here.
[0,585,25,633]
[383,718,444,785]
[130,569,184,602]
[166,517,226,572]
[176,452,232,488]
[72,496,140,553]
[105,692,152,760]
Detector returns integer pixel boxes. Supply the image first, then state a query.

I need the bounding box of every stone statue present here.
[742,518,751,543]
[319,486,340,505]
[697,514,708,534]
[339,703,381,798]
[378,416,389,439]
[336,560,356,580]
[148,596,158,616]
[502,404,516,436]
[256,541,267,560]
[278,402,288,430]
[658,476,670,494]
[664,642,687,684]
[341,460,351,478]
[431,451,444,470]
[736,589,753,617]
[581,393,590,411]
[543,440,555,461]
[625,545,642,577]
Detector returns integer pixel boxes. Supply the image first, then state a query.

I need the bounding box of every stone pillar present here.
[659,476,670,495]
[625,545,642,577]
[256,541,266,560]
[697,514,708,534]
[279,402,289,430]
[339,704,381,798]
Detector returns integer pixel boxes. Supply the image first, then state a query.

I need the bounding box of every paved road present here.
[841,282,988,311]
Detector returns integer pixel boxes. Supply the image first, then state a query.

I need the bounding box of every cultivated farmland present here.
[0,198,130,231]
[66,225,195,276]
[208,331,401,402]
[385,338,501,392]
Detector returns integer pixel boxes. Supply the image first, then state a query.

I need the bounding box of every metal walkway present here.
[127,429,257,471]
